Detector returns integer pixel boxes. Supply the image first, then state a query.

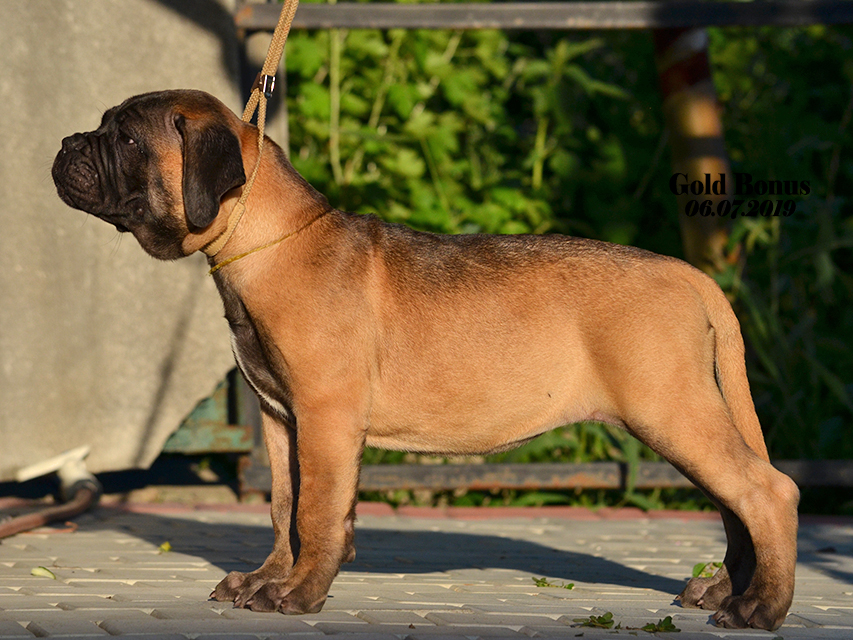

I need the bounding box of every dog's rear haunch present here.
[52,89,798,629]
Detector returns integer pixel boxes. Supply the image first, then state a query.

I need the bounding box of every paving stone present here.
[149,605,223,620]
[414,627,527,637]
[194,637,270,640]
[429,611,569,628]
[93,636,187,640]
[0,621,33,638]
[355,610,434,625]
[53,598,149,612]
[99,615,319,636]
[25,618,110,637]
[0,596,60,612]
[302,634,401,640]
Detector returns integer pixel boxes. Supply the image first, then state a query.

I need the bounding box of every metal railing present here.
[236,1,853,31]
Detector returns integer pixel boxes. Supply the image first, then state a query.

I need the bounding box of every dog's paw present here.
[713,593,787,631]
[277,582,327,615]
[242,577,327,614]
[210,569,328,615]
[210,571,251,603]
[677,574,731,610]
[211,569,287,610]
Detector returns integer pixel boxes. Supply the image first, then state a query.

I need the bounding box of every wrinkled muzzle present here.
[52,131,121,227]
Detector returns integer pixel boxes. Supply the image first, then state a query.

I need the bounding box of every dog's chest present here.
[229,326,292,419]
[216,281,293,420]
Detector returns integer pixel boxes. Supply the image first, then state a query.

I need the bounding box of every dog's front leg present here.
[211,410,298,609]
[214,403,363,614]
[274,408,364,614]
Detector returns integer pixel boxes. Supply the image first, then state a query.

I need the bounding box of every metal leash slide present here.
[205,0,301,259]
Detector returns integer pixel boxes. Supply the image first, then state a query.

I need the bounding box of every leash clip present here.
[253,73,276,99]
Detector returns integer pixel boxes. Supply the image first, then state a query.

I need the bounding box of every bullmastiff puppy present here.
[52,89,798,630]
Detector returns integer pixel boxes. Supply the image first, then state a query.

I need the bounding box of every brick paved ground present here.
[1,502,851,639]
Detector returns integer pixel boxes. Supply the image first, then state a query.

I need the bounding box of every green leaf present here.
[403,110,436,139]
[532,576,575,589]
[340,93,371,119]
[573,612,615,629]
[345,30,389,59]
[641,616,681,632]
[500,220,531,235]
[379,148,425,179]
[692,561,722,578]
[564,65,629,99]
[298,83,331,121]
[442,69,484,107]
[286,33,327,79]
[31,566,57,580]
[519,59,551,82]
[387,84,417,120]
[553,38,605,64]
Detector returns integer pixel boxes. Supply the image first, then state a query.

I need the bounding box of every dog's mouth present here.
[87,207,133,234]
[56,180,130,233]
[99,216,130,233]
[53,139,136,236]
[53,149,105,213]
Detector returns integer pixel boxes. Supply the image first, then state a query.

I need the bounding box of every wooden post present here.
[654,28,733,274]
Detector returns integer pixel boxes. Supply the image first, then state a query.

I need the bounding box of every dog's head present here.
[52,90,247,260]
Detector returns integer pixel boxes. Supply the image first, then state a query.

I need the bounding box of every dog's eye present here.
[119,131,136,147]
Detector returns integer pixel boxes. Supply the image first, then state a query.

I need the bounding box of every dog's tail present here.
[687,267,770,462]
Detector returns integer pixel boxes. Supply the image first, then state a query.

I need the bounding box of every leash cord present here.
[208,210,328,276]
[203,0,300,259]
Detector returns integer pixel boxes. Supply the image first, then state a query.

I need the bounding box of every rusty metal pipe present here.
[0,487,98,540]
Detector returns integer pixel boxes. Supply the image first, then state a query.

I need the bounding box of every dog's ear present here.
[174,114,246,230]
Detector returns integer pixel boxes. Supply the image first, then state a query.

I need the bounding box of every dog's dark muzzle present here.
[52,132,113,217]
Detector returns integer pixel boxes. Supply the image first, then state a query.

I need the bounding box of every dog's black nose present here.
[60,133,88,154]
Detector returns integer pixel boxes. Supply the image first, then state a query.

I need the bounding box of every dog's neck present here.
[202,198,247,258]
[187,139,332,270]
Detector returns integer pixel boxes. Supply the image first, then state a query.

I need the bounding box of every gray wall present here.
[0,0,243,481]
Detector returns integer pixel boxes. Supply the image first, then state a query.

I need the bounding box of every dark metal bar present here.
[240,459,853,495]
[774,460,853,488]
[361,462,630,491]
[236,2,853,31]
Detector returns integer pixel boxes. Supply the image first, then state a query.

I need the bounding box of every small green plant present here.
[692,561,723,578]
[641,616,680,632]
[573,612,617,628]
[532,576,574,589]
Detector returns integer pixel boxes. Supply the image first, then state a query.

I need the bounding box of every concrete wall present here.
[0,0,242,481]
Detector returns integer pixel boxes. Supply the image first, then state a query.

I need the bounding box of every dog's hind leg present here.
[676,271,797,620]
[627,387,798,631]
[677,505,748,610]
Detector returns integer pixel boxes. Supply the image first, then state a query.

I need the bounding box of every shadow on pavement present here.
[81,507,690,596]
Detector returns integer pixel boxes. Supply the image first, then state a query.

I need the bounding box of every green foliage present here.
[283,5,853,511]
[573,612,616,629]
[692,561,723,578]
[285,11,666,240]
[532,576,574,589]
[641,616,680,633]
